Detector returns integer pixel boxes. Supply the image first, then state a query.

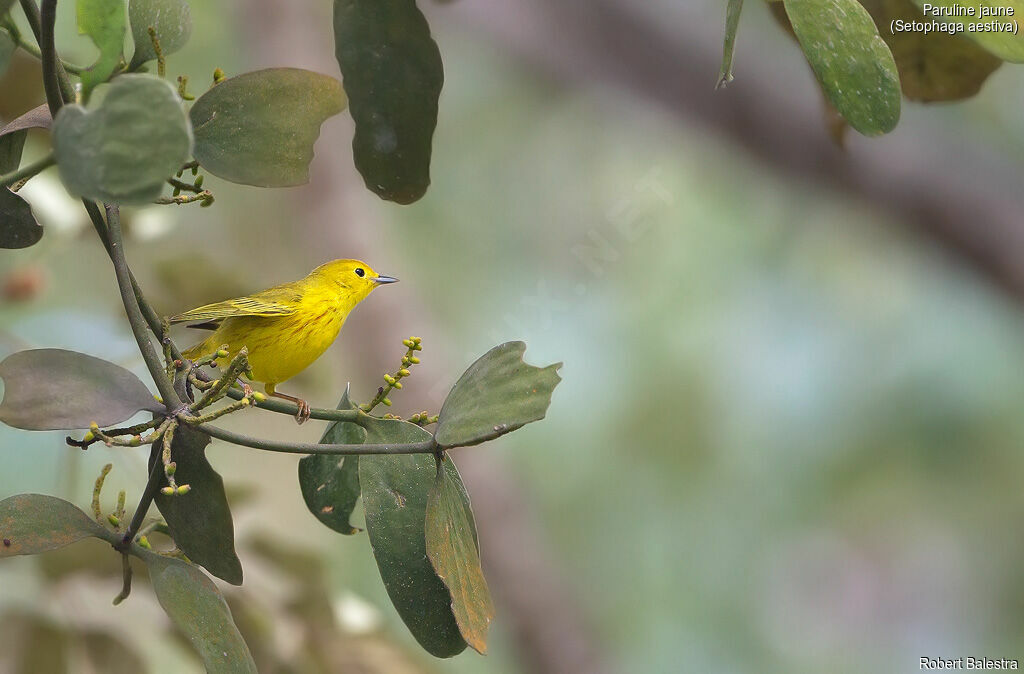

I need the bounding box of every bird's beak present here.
[373,274,399,285]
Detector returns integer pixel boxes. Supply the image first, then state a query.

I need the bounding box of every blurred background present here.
[3,0,1024,672]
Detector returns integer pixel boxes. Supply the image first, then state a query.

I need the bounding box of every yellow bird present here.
[170,259,397,423]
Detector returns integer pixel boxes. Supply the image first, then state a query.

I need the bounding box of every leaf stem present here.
[18,0,74,102]
[104,204,182,409]
[223,385,362,423]
[118,446,164,549]
[38,0,64,116]
[0,153,55,188]
[195,423,437,455]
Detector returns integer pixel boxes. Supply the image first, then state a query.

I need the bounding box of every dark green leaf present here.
[359,418,467,657]
[140,549,257,673]
[77,0,127,94]
[128,0,192,68]
[0,349,163,430]
[53,74,192,204]
[298,386,364,534]
[190,68,345,187]
[434,341,562,449]
[0,187,41,248]
[909,0,1024,62]
[0,494,106,557]
[151,426,243,584]
[425,457,492,654]
[782,0,901,135]
[0,29,14,77]
[717,0,744,88]
[862,0,1000,101]
[333,0,443,204]
[0,129,25,172]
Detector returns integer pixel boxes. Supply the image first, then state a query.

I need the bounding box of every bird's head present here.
[313,258,398,303]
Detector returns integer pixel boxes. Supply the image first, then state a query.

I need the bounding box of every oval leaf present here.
[0,494,106,557]
[0,349,163,430]
[359,418,468,658]
[862,0,1000,101]
[782,0,901,136]
[425,456,492,654]
[128,0,192,68]
[434,342,562,449]
[77,0,127,94]
[53,74,192,204]
[140,549,257,673]
[333,0,443,204]
[909,0,1024,62]
[190,68,345,187]
[151,426,243,584]
[298,386,364,535]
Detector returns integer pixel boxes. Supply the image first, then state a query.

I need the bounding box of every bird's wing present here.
[168,284,303,324]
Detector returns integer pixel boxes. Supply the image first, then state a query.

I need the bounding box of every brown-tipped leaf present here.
[190,68,345,187]
[425,456,493,654]
[435,341,561,449]
[0,349,163,430]
[151,427,243,584]
[140,549,256,673]
[359,417,468,657]
[298,386,364,534]
[0,494,106,557]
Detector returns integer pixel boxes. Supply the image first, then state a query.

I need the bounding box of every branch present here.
[118,449,164,549]
[37,0,65,116]
[195,422,437,455]
[104,204,182,409]
[17,0,74,103]
[0,153,54,188]
[223,386,361,422]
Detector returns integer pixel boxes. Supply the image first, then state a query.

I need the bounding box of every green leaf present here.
[425,457,493,654]
[0,349,163,430]
[0,104,53,138]
[359,418,468,657]
[140,549,257,673]
[0,187,40,249]
[298,386,364,535]
[190,68,345,187]
[0,29,14,78]
[77,0,127,94]
[862,0,1001,100]
[782,0,901,135]
[909,0,1024,62]
[53,74,192,204]
[151,426,243,584]
[434,341,562,449]
[333,0,443,204]
[0,129,25,173]
[717,0,744,88]
[0,494,106,557]
[128,0,191,68]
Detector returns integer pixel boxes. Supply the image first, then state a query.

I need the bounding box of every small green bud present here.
[402,356,410,365]
[399,368,411,377]
[253,391,266,402]
[402,339,414,348]
[384,374,396,385]
[393,381,403,389]
[129,435,142,447]
[160,486,174,496]
[382,398,392,407]
[82,431,95,443]
[241,398,251,406]
[172,186,181,197]
[191,165,198,176]
[216,349,229,358]
[413,344,423,351]
[107,514,121,527]
[410,356,420,364]
[90,422,99,432]
[213,67,226,83]
[200,195,214,208]
[138,536,152,549]
[194,175,204,188]
[166,462,176,476]
[176,484,191,495]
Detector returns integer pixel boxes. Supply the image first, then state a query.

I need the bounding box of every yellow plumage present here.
[171,259,397,420]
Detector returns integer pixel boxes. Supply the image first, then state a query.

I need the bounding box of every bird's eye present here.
[354,268,365,277]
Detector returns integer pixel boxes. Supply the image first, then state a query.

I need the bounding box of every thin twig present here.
[18,0,73,101]
[38,0,64,116]
[118,449,164,549]
[196,423,437,455]
[0,153,55,188]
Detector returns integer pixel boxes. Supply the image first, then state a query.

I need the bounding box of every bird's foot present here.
[295,399,311,425]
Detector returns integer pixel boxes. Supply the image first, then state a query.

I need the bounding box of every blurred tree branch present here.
[445,0,1024,302]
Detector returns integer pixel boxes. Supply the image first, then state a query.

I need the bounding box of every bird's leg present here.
[266,385,311,425]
